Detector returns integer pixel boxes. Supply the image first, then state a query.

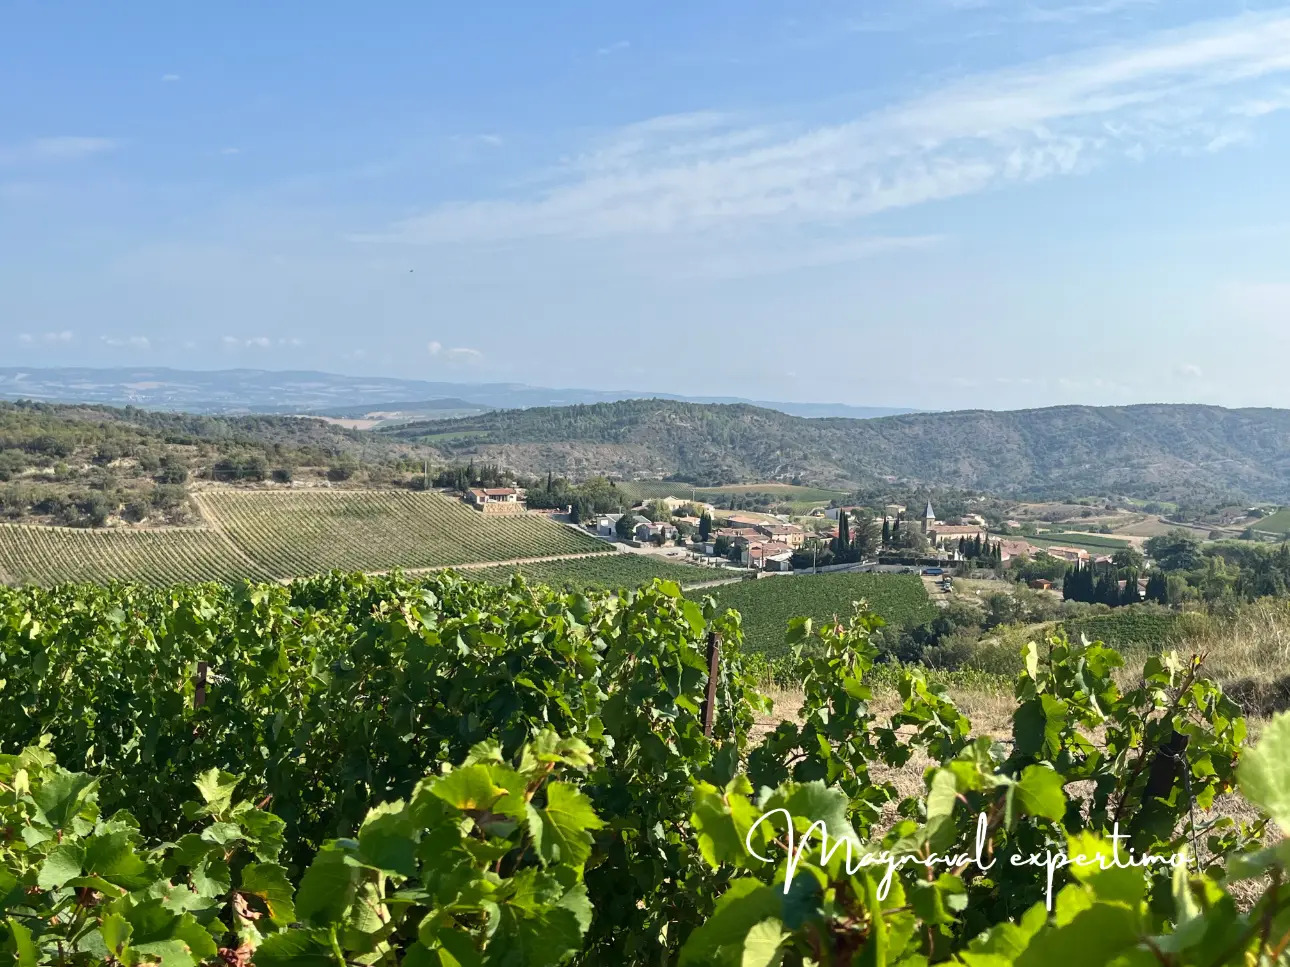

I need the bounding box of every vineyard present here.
[695,571,938,656]
[1027,531,1132,551]
[0,522,272,585]
[195,489,610,576]
[0,570,1285,965]
[466,552,719,591]
[1254,506,1290,535]
[1062,608,1184,651]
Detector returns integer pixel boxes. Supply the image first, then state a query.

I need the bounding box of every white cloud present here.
[1175,362,1204,379]
[0,137,117,165]
[427,340,443,355]
[359,12,1290,246]
[597,40,630,56]
[42,330,73,344]
[101,335,151,349]
[222,335,274,349]
[445,347,482,361]
[162,73,181,82]
[1019,0,1155,25]
[277,337,303,346]
[17,333,33,344]
[220,147,242,156]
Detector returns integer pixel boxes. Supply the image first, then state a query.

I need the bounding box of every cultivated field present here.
[0,523,272,585]
[1024,531,1132,551]
[696,572,936,656]
[1254,507,1290,535]
[466,553,718,592]
[197,490,610,578]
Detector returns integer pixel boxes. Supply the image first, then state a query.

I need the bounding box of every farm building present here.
[465,488,525,516]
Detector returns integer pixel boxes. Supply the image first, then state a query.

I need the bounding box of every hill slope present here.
[385,400,1290,501]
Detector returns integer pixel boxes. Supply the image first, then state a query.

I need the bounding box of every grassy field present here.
[466,553,719,592]
[0,524,273,586]
[695,572,937,657]
[198,490,610,578]
[619,480,847,506]
[1253,508,1290,535]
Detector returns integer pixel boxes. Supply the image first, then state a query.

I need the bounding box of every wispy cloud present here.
[0,137,117,165]
[162,73,181,82]
[222,335,274,349]
[1018,0,1156,25]
[17,330,74,345]
[101,335,151,349]
[428,341,483,362]
[220,147,242,156]
[597,40,630,56]
[359,11,1290,247]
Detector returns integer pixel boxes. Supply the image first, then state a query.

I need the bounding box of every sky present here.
[4,0,1290,410]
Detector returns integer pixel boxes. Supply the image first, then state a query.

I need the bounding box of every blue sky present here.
[4,0,1290,409]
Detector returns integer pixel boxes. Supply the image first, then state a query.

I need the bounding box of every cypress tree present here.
[1145,570,1168,604]
[839,511,851,556]
[1121,569,1141,606]
[882,517,891,546]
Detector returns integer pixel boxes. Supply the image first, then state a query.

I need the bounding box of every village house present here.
[724,513,766,529]
[594,514,624,537]
[465,487,525,516]
[929,524,986,545]
[659,496,715,515]
[634,520,678,542]
[742,541,794,571]
[997,539,1040,562]
[1044,545,1091,564]
[826,505,864,521]
[757,522,806,549]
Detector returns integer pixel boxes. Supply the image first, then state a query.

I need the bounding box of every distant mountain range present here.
[384,398,1290,503]
[0,367,915,420]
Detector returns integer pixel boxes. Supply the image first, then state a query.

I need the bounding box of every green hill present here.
[386,399,1290,503]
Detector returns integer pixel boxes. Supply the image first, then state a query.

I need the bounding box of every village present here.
[460,484,1119,582]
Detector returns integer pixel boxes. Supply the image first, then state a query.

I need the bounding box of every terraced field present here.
[198,490,610,577]
[0,524,272,586]
[466,553,721,592]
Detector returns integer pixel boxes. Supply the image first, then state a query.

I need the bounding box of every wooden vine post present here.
[701,631,721,737]
[194,661,208,709]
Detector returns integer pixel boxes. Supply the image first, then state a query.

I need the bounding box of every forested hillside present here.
[387,399,1290,501]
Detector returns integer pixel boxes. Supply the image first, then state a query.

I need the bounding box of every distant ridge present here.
[0,366,914,421]
[384,398,1290,503]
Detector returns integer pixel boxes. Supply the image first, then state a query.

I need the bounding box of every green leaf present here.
[193,768,240,815]
[357,802,418,878]
[740,918,787,967]
[1015,765,1066,823]
[240,862,297,925]
[83,829,154,890]
[98,912,133,959]
[295,845,361,927]
[680,878,783,966]
[531,782,603,868]
[5,917,37,967]
[32,770,96,829]
[36,843,84,890]
[1015,902,1142,966]
[251,929,340,967]
[1239,709,1290,829]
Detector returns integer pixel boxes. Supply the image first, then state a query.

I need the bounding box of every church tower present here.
[922,500,935,535]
